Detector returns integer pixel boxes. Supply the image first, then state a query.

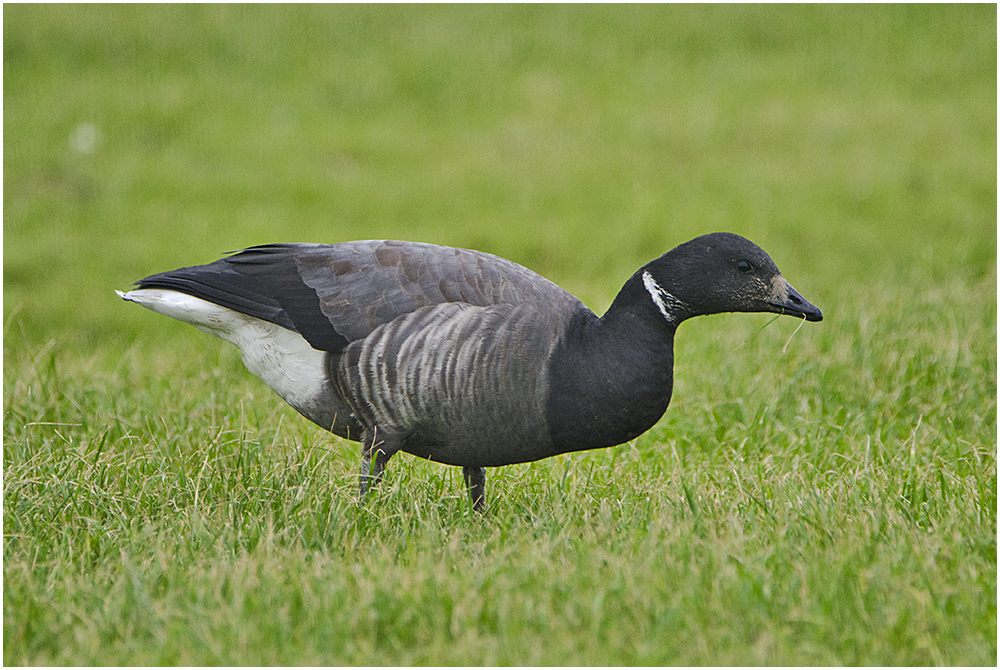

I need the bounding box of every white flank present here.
[117,289,327,409]
[641,270,682,323]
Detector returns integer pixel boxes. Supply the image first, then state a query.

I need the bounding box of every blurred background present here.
[3,4,995,349]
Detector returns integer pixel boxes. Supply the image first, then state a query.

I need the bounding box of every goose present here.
[118,232,822,510]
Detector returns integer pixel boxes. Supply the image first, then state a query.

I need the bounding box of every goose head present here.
[641,232,823,325]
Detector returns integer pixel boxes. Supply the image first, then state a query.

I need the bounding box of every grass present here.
[4,5,996,665]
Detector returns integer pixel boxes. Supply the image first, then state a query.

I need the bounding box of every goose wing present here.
[131,240,586,353]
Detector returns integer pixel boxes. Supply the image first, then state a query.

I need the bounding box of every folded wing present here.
[131,240,586,352]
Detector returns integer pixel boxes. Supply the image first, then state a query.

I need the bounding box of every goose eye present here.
[736,260,753,273]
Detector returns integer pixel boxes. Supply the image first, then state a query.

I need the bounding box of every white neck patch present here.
[642,270,685,323]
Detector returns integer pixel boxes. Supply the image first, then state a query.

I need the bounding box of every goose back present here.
[134,241,587,354]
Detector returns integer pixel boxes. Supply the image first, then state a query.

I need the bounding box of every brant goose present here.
[118,233,822,510]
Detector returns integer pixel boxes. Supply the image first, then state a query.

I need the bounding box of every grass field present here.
[4,5,996,665]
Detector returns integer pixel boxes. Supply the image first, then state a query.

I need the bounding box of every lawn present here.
[4,5,996,665]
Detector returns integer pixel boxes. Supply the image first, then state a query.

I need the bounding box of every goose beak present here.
[769,276,823,322]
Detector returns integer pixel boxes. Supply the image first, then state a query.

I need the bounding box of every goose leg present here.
[463,466,486,512]
[359,428,398,500]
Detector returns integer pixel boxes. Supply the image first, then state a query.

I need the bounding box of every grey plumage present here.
[333,301,567,467]
[119,233,822,511]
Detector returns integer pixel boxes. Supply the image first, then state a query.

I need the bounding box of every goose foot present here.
[359,428,398,500]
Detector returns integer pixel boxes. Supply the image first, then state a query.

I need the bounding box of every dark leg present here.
[463,466,486,512]
[359,427,398,500]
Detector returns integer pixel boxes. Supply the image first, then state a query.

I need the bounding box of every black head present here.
[641,232,823,324]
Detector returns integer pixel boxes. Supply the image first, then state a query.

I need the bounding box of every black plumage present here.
[119,232,822,510]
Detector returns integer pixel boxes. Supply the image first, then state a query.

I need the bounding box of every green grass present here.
[4,5,996,665]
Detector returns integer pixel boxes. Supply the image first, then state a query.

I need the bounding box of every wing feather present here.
[132,241,587,354]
